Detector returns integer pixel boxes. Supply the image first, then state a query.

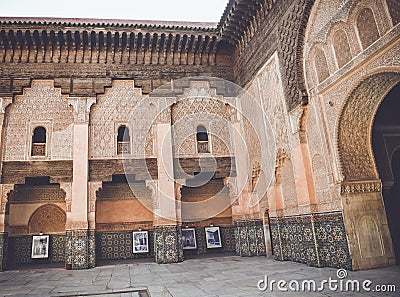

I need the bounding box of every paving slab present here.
[0,256,399,296]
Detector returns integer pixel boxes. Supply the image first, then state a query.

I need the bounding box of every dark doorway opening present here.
[372,83,400,264]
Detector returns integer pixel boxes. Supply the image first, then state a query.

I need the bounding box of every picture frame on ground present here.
[132,231,149,253]
[182,228,197,250]
[31,235,49,259]
[205,226,222,248]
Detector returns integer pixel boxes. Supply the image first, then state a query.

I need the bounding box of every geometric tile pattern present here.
[314,212,352,269]
[88,230,96,268]
[95,231,154,261]
[234,220,266,256]
[65,230,95,270]
[183,226,236,257]
[8,234,65,267]
[220,226,236,254]
[281,216,316,266]
[154,225,184,264]
[0,232,8,271]
[269,211,352,270]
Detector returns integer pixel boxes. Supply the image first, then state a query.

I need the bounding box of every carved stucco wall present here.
[338,73,400,181]
[171,84,233,158]
[305,0,394,90]
[303,0,400,186]
[306,99,341,212]
[281,159,298,216]
[90,80,154,159]
[3,80,73,161]
[28,204,66,234]
[243,53,297,215]
[303,0,399,269]
[312,154,332,203]
[257,54,291,157]
[241,78,265,188]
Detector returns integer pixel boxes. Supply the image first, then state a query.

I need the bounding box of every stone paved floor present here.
[0,256,399,297]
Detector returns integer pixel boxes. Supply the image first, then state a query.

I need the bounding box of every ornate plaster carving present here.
[88,182,103,213]
[337,72,400,181]
[275,148,289,184]
[146,180,158,209]
[68,97,96,123]
[341,180,382,194]
[59,182,72,212]
[224,177,238,205]
[28,204,66,234]
[0,184,14,214]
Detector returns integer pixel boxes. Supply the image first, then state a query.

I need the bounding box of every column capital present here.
[88,181,102,230]
[224,176,239,206]
[155,98,174,124]
[0,97,12,114]
[0,184,14,233]
[0,97,12,123]
[0,184,14,214]
[174,179,186,200]
[174,180,185,224]
[145,179,158,209]
[223,177,237,195]
[88,181,102,212]
[68,97,96,123]
[289,105,308,143]
[59,182,72,212]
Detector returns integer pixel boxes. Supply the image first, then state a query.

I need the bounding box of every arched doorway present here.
[372,83,400,264]
[338,72,400,270]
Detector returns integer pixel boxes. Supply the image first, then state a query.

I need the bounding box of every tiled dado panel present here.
[0,233,8,271]
[269,212,351,270]
[234,220,266,256]
[313,212,352,269]
[96,231,154,261]
[8,234,65,266]
[183,226,236,257]
[65,230,95,270]
[154,225,184,264]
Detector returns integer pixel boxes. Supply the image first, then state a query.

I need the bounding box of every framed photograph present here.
[31,235,49,259]
[205,226,222,248]
[182,228,197,250]
[133,231,149,253]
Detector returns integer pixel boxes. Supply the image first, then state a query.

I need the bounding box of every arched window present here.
[314,48,330,84]
[196,125,209,153]
[117,125,131,154]
[356,8,380,49]
[31,126,46,156]
[333,29,352,68]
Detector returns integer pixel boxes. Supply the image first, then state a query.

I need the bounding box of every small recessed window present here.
[31,126,46,156]
[117,125,131,154]
[196,125,209,153]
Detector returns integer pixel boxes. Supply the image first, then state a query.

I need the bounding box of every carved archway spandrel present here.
[337,72,400,182]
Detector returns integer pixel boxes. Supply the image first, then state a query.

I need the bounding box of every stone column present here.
[88,182,102,230]
[174,180,186,225]
[153,108,183,264]
[0,184,14,271]
[65,97,96,269]
[60,182,72,228]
